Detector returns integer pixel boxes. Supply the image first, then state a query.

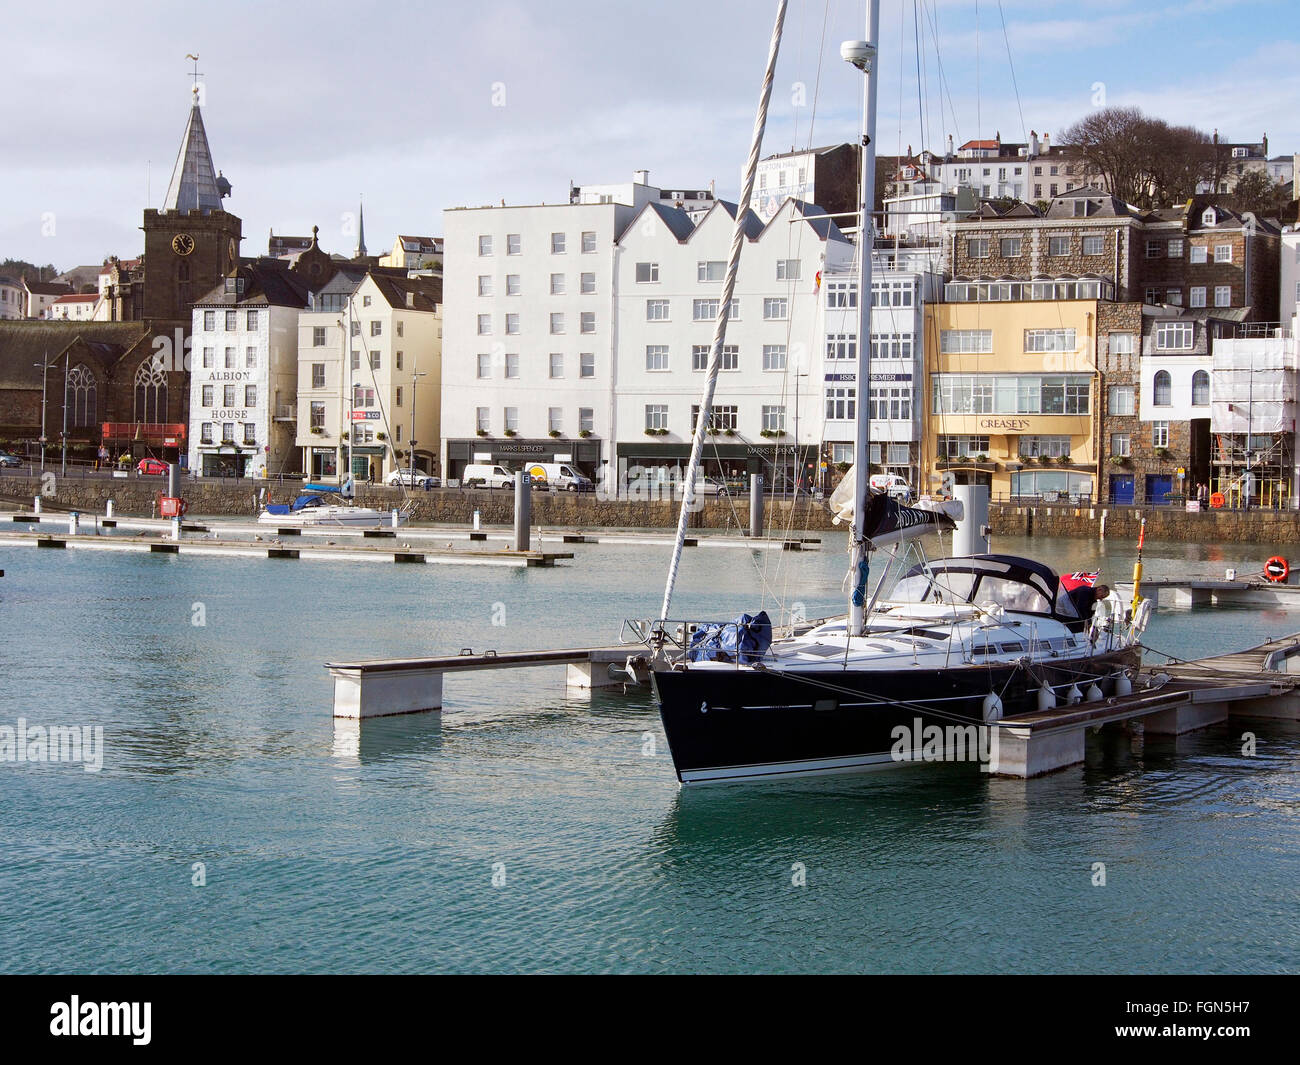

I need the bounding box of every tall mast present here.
[847,0,880,635]
[659,0,788,622]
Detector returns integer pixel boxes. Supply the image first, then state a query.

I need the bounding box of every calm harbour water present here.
[1,528,1297,974]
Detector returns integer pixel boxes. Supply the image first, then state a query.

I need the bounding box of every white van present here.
[462,463,517,490]
[869,473,913,503]
[526,462,594,492]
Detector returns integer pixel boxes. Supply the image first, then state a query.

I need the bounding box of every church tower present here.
[141,83,242,321]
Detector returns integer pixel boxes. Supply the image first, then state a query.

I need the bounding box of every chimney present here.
[406,291,414,308]
[633,169,650,186]
[946,134,954,160]
[1263,133,1269,156]
[995,131,1001,152]
[1042,132,1050,152]
[1029,130,1039,157]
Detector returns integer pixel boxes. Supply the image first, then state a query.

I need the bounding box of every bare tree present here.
[1063,107,1214,208]
[1062,107,1150,204]
[1231,169,1289,218]
[1141,120,1212,206]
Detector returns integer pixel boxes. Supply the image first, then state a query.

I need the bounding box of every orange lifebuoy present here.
[1209,492,1225,509]
[1264,556,1289,583]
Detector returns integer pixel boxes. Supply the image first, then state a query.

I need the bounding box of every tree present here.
[1231,169,1289,219]
[1062,107,1150,204]
[1061,107,1214,208]
[0,258,60,282]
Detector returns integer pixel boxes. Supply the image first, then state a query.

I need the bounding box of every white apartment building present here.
[441,186,643,485]
[294,271,443,481]
[1282,230,1300,329]
[188,267,305,478]
[614,199,854,493]
[0,276,22,320]
[47,293,101,321]
[820,254,941,491]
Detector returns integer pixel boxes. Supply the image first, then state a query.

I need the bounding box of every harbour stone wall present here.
[5,475,1300,544]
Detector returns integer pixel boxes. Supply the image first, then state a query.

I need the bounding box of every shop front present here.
[445,438,604,482]
[199,443,253,478]
[615,441,813,495]
[309,447,338,480]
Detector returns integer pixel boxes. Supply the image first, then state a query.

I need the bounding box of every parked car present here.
[869,473,914,503]
[386,468,438,489]
[136,458,169,477]
[0,451,21,468]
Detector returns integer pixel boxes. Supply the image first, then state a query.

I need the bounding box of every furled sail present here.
[829,465,962,545]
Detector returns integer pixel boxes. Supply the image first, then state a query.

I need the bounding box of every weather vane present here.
[186,53,202,98]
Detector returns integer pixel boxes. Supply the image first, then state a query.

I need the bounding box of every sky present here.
[2,0,1294,271]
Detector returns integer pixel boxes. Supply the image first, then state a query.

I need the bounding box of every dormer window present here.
[1202,206,1217,226]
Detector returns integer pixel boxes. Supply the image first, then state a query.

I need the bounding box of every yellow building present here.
[923,295,1100,501]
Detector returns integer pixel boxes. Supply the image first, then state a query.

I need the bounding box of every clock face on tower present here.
[172,233,195,256]
[228,237,237,267]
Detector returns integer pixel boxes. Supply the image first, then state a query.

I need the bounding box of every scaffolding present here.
[1210,335,1298,508]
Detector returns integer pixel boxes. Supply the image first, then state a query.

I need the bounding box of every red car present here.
[136,458,169,476]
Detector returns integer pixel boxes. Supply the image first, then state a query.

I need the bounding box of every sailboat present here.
[640,0,1150,785]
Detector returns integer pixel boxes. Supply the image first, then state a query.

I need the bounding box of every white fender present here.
[1114,671,1133,697]
[982,693,1003,722]
[1037,683,1057,711]
[1086,683,1104,702]
[1066,684,1083,705]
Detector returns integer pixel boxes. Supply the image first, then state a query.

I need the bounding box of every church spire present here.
[355,197,367,258]
[161,70,230,213]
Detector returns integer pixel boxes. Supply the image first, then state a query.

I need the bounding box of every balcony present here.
[275,404,297,421]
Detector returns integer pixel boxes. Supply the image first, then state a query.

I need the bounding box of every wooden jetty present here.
[326,631,1300,780]
[1116,576,1300,609]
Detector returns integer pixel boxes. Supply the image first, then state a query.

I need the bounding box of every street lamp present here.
[34,352,58,475]
[408,367,428,479]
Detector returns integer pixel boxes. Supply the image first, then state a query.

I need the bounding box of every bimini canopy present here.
[890,554,1071,617]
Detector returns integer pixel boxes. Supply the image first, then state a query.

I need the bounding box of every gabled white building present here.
[614,199,854,493]
[441,185,643,484]
[188,264,308,478]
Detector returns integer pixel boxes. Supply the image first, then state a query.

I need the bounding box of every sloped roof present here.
[193,260,312,308]
[23,280,72,296]
[162,100,228,213]
[0,321,151,390]
[369,273,442,311]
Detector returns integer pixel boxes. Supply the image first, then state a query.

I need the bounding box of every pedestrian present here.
[368,460,375,484]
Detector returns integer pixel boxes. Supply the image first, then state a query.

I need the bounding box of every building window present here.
[1189,286,1206,308]
[580,272,596,295]
[1109,333,1135,356]
[967,238,990,259]
[551,232,566,254]
[478,235,492,256]
[370,321,381,338]
[1108,385,1135,415]
[646,300,669,322]
[1187,245,1208,264]
[825,386,856,420]
[870,334,915,359]
[201,422,214,444]
[827,334,857,360]
[1214,244,1233,263]
[1152,370,1172,406]
[550,273,566,295]
[312,326,326,346]
[581,231,596,253]
[503,407,518,433]
[395,352,402,371]
[1153,421,1170,448]
[505,313,520,335]
[202,347,214,368]
[224,347,236,369]
[1214,285,1231,307]
[1000,237,1022,257]
[636,262,659,283]
[225,311,237,330]
[719,345,738,370]
[1024,328,1076,353]
[549,353,563,378]
[761,405,786,433]
[940,329,993,354]
[692,345,709,371]
[645,404,669,431]
[246,310,258,330]
[202,384,214,406]
[548,408,562,433]
[692,405,737,431]
[506,233,520,255]
[697,261,726,282]
[477,274,495,296]
[937,435,989,459]
[351,320,360,337]
[1110,433,1131,457]
[1167,290,1182,307]
[869,386,911,422]
[776,260,800,280]
[204,311,215,330]
[476,407,490,433]
[550,312,565,334]
[477,314,491,336]
[580,312,595,334]
[1155,322,1194,350]
[311,364,325,388]
[133,360,167,423]
[646,345,670,371]
[243,423,257,445]
[1146,240,1163,258]
[503,353,518,379]
[221,423,235,443]
[477,353,491,379]
[351,351,360,371]
[353,386,375,408]
[362,296,372,307]
[369,351,381,370]
[825,282,857,308]
[763,297,788,320]
[1167,238,1184,258]
[1048,236,1070,256]
[580,353,595,378]
[579,408,594,433]
[1145,288,1161,305]
[932,374,1090,415]
[763,344,787,371]
[246,346,256,368]
[1018,435,1071,458]
[1082,235,1104,256]
[1192,370,1210,406]
[245,385,256,407]
[506,275,521,296]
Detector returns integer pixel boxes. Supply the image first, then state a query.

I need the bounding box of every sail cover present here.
[829,465,963,544]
